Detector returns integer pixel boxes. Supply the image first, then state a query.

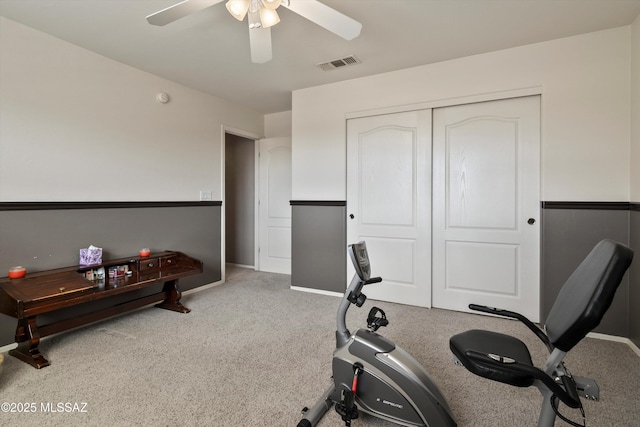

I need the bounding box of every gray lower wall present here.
[631,207,640,348]
[291,202,346,293]
[291,201,638,341]
[0,202,222,347]
[7,201,633,348]
[541,206,630,336]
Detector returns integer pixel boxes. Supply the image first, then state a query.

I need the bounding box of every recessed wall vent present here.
[317,55,361,71]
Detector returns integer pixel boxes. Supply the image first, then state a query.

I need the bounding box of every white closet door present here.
[258,137,291,274]
[432,96,541,321]
[347,110,432,307]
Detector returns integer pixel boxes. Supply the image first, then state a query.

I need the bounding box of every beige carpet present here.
[0,265,638,426]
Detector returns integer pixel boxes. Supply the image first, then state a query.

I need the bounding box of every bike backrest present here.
[348,241,371,281]
[545,239,633,352]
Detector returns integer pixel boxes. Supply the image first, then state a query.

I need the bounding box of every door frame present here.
[221,125,261,282]
[345,87,542,120]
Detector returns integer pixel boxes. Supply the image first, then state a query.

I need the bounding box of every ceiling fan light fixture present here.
[259,8,280,28]
[225,0,250,21]
[147,0,361,64]
[261,0,282,10]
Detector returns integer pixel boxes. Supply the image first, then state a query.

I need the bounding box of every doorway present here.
[224,132,292,274]
[225,133,256,268]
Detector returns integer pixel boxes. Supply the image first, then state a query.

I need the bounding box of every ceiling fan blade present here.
[146,0,225,26]
[249,26,273,63]
[282,0,362,40]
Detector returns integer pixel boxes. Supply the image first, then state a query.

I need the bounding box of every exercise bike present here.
[298,241,456,427]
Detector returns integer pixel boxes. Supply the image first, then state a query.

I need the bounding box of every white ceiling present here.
[1,0,640,114]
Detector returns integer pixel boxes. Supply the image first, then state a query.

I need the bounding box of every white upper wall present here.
[0,17,263,202]
[264,111,292,138]
[632,14,640,202]
[292,27,632,202]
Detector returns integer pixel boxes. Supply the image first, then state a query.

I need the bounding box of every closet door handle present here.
[349,214,355,219]
[527,218,536,225]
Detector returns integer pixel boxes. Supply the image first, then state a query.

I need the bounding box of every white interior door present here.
[258,137,291,274]
[347,110,432,307]
[432,96,541,321]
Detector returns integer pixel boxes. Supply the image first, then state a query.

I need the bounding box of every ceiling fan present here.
[146,0,362,63]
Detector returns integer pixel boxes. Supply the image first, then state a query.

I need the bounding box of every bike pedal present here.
[367,306,389,331]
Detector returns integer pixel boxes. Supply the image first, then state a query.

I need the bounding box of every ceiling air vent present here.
[317,55,361,71]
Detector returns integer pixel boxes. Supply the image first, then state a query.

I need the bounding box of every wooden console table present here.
[0,251,203,368]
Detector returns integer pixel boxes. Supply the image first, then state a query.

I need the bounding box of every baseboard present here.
[184,280,224,295]
[226,263,255,269]
[587,332,640,358]
[290,285,343,298]
[0,343,18,354]
[631,341,640,358]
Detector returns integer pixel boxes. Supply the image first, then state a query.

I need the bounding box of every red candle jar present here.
[139,248,151,257]
[8,266,26,279]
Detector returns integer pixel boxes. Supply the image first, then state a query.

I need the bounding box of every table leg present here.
[10,317,50,369]
[155,279,191,313]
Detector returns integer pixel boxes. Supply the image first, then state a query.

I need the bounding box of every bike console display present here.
[348,241,371,281]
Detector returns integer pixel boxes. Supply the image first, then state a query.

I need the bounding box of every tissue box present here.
[79,246,102,266]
